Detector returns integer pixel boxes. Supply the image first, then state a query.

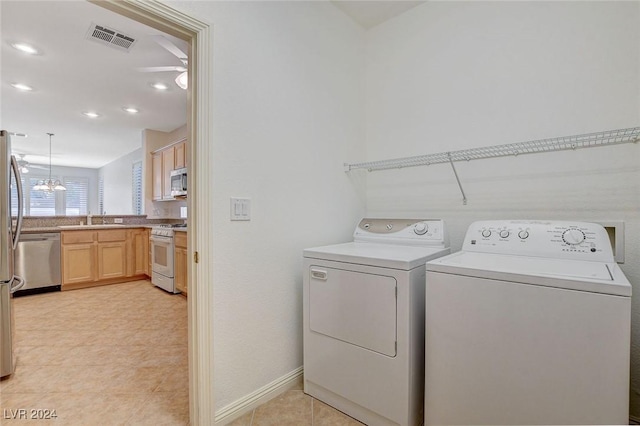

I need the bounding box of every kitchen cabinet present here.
[174,231,187,295]
[151,138,187,201]
[61,231,96,285]
[152,153,163,201]
[128,228,149,277]
[61,228,149,290]
[174,140,186,169]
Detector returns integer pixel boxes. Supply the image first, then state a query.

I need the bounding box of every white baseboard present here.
[214,366,304,425]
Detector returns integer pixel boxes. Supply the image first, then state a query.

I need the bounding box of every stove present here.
[150,225,180,294]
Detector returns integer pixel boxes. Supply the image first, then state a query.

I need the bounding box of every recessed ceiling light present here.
[123,107,139,114]
[9,133,28,138]
[11,43,39,55]
[82,111,100,118]
[151,83,169,91]
[11,83,33,91]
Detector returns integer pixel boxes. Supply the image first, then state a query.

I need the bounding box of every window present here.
[13,174,91,216]
[10,174,24,217]
[64,177,89,215]
[132,161,142,215]
[98,177,104,215]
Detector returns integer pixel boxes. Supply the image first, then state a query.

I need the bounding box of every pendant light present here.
[33,133,66,192]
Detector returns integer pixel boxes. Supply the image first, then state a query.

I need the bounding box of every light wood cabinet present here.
[128,228,149,277]
[174,231,187,295]
[62,243,96,284]
[61,228,149,290]
[174,141,186,169]
[152,152,163,201]
[162,148,175,200]
[97,242,127,280]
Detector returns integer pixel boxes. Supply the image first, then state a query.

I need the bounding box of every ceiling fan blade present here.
[151,35,187,62]
[137,66,187,73]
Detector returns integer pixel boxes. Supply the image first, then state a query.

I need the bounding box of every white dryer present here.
[425,220,631,426]
[303,218,450,426]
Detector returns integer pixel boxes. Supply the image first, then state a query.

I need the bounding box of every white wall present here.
[164,0,366,414]
[98,148,142,215]
[364,0,640,417]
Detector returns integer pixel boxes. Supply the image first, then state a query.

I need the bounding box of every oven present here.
[150,226,179,293]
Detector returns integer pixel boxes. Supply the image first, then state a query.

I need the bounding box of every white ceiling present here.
[0,1,423,170]
[331,1,426,29]
[0,1,187,169]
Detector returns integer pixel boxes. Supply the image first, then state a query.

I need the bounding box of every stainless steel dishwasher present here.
[14,233,61,296]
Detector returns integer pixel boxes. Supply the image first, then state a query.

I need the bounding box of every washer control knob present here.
[499,230,510,239]
[562,229,585,245]
[518,230,529,240]
[481,229,492,238]
[414,222,428,235]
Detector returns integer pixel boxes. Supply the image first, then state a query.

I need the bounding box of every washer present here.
[303,218,450,426]
[425,220,631,426]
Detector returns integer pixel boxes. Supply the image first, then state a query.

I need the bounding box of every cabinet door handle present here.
[310,268,327,281]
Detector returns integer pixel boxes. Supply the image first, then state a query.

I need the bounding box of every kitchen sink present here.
[58,224,126,229]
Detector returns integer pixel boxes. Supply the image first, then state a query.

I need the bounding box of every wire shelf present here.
[344,127,640,172]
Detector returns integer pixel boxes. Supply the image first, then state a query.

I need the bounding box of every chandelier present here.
[33,133,66,192]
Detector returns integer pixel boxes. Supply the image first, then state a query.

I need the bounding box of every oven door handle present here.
[150,235,173,243]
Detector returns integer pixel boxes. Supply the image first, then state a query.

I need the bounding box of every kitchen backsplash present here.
[16,215,185,229]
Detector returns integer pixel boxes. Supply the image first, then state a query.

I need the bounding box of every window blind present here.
[132,161,143,215]
[98,176,104,215]
[64,177,89,215]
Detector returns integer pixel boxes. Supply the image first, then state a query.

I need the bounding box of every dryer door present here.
[309,266,397,357]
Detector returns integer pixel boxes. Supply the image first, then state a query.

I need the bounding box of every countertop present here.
[20,225,157,234]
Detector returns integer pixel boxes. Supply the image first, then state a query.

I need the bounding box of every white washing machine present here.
[425,220,631,426]
[303,218,450,426]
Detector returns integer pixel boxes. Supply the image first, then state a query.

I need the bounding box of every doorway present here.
[86,1,213,423]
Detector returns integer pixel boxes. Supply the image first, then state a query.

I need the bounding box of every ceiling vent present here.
[85,22,137,52]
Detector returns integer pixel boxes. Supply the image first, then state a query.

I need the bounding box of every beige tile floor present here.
[0,280,188,425]
[1,279,365,425]
[228,388,364,426]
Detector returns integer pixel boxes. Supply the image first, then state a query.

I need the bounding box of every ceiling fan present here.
[15,154,47,174]
[137,35,188,90]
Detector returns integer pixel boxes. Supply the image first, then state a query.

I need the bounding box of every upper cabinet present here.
[152,138,187,201]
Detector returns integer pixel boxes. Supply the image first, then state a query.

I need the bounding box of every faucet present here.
[87,212,93,226]
[102,211,107,224]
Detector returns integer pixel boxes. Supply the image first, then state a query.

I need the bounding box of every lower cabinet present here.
[174,231,188,295]
[61,228,150,290]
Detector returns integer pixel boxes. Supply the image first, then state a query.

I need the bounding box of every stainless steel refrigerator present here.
[0,130,24,378]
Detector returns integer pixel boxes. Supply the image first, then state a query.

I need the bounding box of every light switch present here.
[231,198,251,221]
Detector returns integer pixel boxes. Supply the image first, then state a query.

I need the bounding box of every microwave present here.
[170,168,187,197]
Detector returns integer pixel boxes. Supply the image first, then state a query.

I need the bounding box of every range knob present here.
[499,230,510,239]
[413,222,428,235]
[518,230,529,239]
[562,228,585,245]
[481,229,491,238]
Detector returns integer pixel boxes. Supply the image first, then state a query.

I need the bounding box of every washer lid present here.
[304,242,451,270]
[427,251,631,297]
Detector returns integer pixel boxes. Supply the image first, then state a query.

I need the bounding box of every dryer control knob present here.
[481,229,492,238]
[499,230,510,239]
[562,228,585,245]
[518,230,529,239]
[414,222,428,235]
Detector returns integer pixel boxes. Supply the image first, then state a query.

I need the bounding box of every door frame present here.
[89,1,213,424]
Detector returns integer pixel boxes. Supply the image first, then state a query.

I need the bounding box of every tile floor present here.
[1,279,365,425]
[0,280,188,425]
[228,388,364,426]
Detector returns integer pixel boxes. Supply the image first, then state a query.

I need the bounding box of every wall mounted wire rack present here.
[344,126,640,204]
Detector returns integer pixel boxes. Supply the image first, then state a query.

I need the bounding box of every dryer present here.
[303,218,450,426]
[425,220,631,426]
